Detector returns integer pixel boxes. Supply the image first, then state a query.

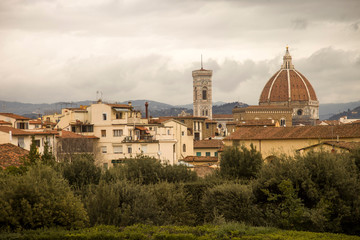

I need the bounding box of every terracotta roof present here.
[29,119,42,124]
[259,69,317,103]
[237,119,275,127]
[135,126,148,131]
[0,143,29,169]
[0,120,12,125]
[183,156,218,162]
[0,126,58,136]
[234,105,293,111]
[225,123,360,141]
[194,139,223,149]
[58,130,99,139]
[175,116,208,120]
[0,113,30,120]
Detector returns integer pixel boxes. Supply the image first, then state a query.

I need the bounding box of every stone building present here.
[193,61,213,119]
[259,47,319,125]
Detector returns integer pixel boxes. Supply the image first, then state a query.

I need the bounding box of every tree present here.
[41,140,55,165]
[0,164,89,230]
[220,144,263,180]
[61,154,101,190]
[27,135,40,164]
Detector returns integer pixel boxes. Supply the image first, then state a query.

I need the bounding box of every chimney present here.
[128,101,132,106]
[145,102,149,119]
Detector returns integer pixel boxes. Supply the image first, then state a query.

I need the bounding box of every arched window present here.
[183,144,186,152]
[280,118,286,127]
[202,87,207,100]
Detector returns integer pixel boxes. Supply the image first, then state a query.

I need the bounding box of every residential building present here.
[224,123,360,159]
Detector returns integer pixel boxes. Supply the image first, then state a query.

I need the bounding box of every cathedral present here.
[233,47,319,126]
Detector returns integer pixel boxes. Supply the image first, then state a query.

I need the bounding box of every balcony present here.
[122,135,159,143]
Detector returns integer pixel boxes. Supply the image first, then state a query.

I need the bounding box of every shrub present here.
[220,144,263,180]
[202,183,263,225]
[0,163,89,231]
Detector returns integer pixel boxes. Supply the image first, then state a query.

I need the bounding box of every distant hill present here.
[319,100,360,120]
[328,105,360,120]
[213,102,248,115]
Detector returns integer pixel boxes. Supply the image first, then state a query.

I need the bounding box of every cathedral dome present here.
[259,47,317,104]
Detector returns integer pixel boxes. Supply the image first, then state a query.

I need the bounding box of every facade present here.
[193,139,223,158]
[296,141,360,154]
[0,126,58,154]
[233,105,293,127]
[224,123,360,159]
[55,101,193,167]
[0,113,30,129]
[193,64,213,119]
[259,47,319,125]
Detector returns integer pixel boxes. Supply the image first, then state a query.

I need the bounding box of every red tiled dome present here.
[259,48,317,104]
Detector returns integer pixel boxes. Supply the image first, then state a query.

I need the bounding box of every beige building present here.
[54,101,193,167]
[224,123,360,159]
[0,126,58,154]
[0,113,30,129]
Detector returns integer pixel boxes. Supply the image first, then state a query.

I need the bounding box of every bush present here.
[0,163,89,231]
[61,154,101,190]
[254,151,360,234]
[220,144,263,180]
[101,156,197,184]
[202,183,263,225]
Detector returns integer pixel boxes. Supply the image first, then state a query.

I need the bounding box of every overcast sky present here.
[0,0,359,105]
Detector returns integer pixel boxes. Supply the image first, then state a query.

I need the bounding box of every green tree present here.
[0,163,89,231]
[61,154,101,190]
[27,135,40,164]
[220,144,263,180]
[41,140,55,165]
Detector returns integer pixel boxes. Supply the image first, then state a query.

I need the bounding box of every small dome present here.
[259,47,317,104]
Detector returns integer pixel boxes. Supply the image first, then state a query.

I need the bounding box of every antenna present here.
[201,54,203,69]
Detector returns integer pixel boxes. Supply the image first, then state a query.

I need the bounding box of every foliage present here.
[255,151,360,234]
[202,183,263,225]
[102,155,197,184]
[1,224,359,240]
[0,163,89,231]
[27,135,40,164]
[220,144,263,180]
[61,154,101,190]
[41,140,56,165]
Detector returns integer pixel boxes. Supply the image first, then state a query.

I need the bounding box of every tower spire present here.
[201,54,203,70]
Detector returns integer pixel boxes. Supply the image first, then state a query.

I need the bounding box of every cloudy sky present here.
[0,0,359,105]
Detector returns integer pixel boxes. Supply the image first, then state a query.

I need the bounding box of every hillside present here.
[328,105,360,120]
[319,100,360,120]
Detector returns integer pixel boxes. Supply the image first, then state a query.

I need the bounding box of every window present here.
[202,90,207,100]
[71,126,76,132]
[18,137,25,148]
[215,152,218,157]
[17,122,29,129]
[115,112,123,119]
[127,145,132,154]
[101,130,106,137]
[206,152,210,157]
[280,119,286,127]
[102,113,107,120]
[101,146,107,153]
[113,145,123,154]
[182,131,184,136]
[206,123,209,129]
[113,129,123,137]
[183,144,186,152]
[297,109,303,116]
[141,145,147,153]
[81,125,94,132]
[167,129,170,135]
[34,140,41,147]
[196,152,201,156]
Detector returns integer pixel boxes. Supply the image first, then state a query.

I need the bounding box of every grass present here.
[0,223,359,240]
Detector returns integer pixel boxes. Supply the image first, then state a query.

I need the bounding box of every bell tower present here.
[192,56,213,119]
